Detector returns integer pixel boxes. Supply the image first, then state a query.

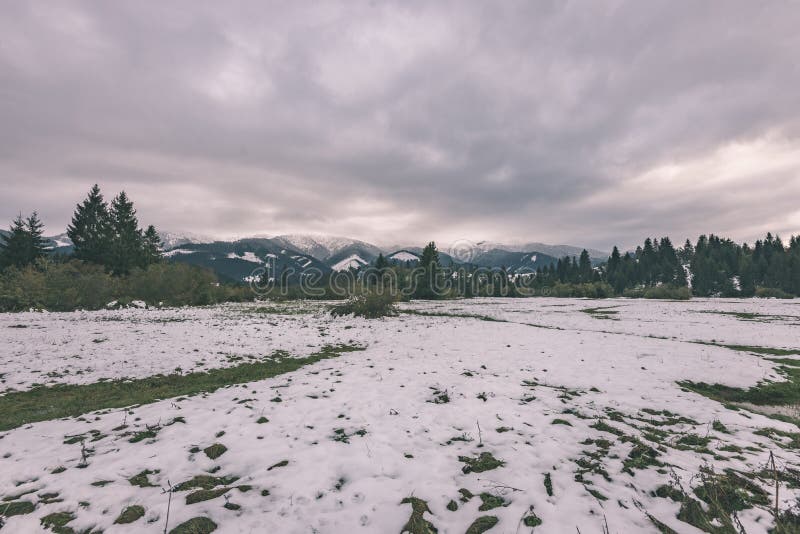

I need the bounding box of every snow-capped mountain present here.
[473,241,608,262]
[271,234,382,262]
[10,226,609,282]
[158,231,214,250]
[330,254,370,271]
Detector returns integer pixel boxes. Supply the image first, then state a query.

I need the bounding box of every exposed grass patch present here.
[581,306,619,320]
[428,388,450,404]
[204,444,227,460]
[400,309,505,322]
[465,516,499,534]
[331,428,367,444]
[0,500,35,517]
[459,452,505,474]
[590,419,625,437]
[114,505,144,524]
[400,496,437,534]
[543,473,553,496]
[680,368,800,407]
[622,440,663,474]
[40,511,75,533]
[128,469,158,488]
[0,344,364,431]
[267,460,289,471]
[673,466,770,533]
[478,493,507,511]
[174,475,239,492]
[186,487,231,504]
[523,509,543,527]
[169,516,217,534]
[693,341,800,356]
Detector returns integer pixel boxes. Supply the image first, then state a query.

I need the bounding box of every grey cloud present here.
[1,1,799,250]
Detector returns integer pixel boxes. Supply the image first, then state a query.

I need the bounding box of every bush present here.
[623,285,691,300]
[754,286,795,299]
[547,282,614,298]
[0,259,251,312]
[330,291,398,319]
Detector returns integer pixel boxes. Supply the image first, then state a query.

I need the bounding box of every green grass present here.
[399,309,505,322]
[0,344,363,431]
[169,516,217,534]
[114,505,144,524]
[465,516,499,534]
[679,363,800,407]
[581,306,619,320]
[186,487,231,504]
[693,341,800,356]
[0,500,35,517]
[203,444,227,460]
[459,452,505,474]
[400,497,437,534]
[40,511,75,533]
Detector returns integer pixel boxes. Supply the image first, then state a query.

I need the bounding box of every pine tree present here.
[68,184,111,265]
[142,225,162,265]
[25,212,46,263]
[414,242,440,298]
[108,191,144,275]
[607,246,623,293]
[578,249,592,282]
[374,253,388,271]
[0,212,47,269]
[0,215,29,269]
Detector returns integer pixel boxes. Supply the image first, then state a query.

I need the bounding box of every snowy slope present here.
[2,299,800,533]
[272,234,381,262]
[330,254,369,271]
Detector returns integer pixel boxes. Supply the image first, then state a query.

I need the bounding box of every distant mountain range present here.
[154,233,608,282]
[1,229,609,283]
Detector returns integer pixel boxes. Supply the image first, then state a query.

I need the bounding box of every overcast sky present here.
[1,1,799,250]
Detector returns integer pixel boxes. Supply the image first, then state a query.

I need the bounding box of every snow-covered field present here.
[2,298,800,533]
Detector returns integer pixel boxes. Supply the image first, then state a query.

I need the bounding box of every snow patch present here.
[332,254,368,271]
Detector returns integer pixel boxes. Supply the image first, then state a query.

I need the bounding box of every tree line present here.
[2,183,799,308]
[0,185,161,275]
[0,186,249,311]
[362,234,800,299]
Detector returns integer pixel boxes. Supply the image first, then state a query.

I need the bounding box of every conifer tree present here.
[142,225,162,265]
[0,212,46,269]
[68,184,111,264]
[578,249,592,282]
[0,215,29,269]
[25,212,46,262]
[374,253,388,271]
[108,191,144,275]
[414,242,440,298]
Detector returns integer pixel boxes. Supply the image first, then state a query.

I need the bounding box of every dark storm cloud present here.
[1,0,799,249]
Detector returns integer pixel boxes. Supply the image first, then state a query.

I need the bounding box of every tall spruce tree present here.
[578,249,592,282]
[414,241,440,298]
[374,253,388,271]
[0,215,29,269]
[68,184,110,264]
[0,212,46,269]
[108,191,144,275]
[142,225,162,265]
[25,212,46,263]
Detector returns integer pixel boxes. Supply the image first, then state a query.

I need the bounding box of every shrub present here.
[623,285,691,300]
[754,286,795,299]
[548,282,614,298]
[0,259,251,312]
[330,291,397,319]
